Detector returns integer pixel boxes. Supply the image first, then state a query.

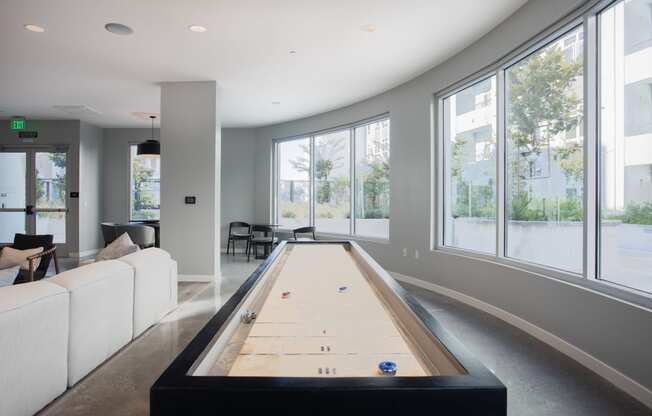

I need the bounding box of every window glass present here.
[505,26,584,273]
[35,151,66,243]
[0,153,27,243]
[276,138,311,228]
[599,0,652,293]
[130,145,160,221]
[273,119,390,238]
[315,130,351,234]
[354,120,390,239]
[443,77,497,253]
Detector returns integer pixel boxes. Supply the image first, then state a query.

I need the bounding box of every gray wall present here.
[79,122,104,253]
[0,120,81,256]
[160,81,220,278]
[253,0,652,394]
[102,127,255,251]
[221,128,257,248]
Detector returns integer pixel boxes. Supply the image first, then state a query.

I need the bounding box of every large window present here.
[506,26,584,273]
[274,118,390,239]
[442,77,497,253]
[315,130,351,234]
[436,0,652,298]
[277,138,311,229]
[355,120,390,239]
[599,0,652,293]
[130,145,160,221]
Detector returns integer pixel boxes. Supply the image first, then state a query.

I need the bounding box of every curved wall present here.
[252,0,652,405]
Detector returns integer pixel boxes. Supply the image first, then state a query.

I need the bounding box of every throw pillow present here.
[0,246,44,270]
[125,244,140,256]
[96,232,137,261]
[0,265,20,287]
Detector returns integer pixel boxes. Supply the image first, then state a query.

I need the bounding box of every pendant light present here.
[137,115,160,156]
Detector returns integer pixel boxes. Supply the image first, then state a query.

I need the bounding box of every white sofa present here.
[48,260,135,386]
[119,248,178,337]
[0,248,178,416]
[0,281,69,416]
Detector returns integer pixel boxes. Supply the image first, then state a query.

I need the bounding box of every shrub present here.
[559,198,582,221]
[362,208,388,219]
[622,202,652,225]
[282,209,297,218]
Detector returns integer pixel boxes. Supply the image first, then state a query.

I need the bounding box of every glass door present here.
[0,147,68,252]
[0,152,28,242]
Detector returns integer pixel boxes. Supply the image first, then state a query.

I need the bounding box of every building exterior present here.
[601,0,652,214]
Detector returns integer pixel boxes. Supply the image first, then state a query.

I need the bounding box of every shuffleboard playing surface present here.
[223,244,429,377]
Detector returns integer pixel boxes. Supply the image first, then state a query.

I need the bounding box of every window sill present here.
[320,233,391,245]
[432,245,652,312]
[272,228,390,244]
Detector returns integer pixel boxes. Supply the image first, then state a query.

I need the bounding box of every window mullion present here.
[496,70,506,259]
[310,136,316,228]
[584,13,598,280]
[435,98,445,248]
[273,143,279,225]
[350,127,356,236]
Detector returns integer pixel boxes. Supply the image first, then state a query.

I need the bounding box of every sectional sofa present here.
[0,248,178,416]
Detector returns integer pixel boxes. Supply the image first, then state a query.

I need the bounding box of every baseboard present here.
[390,271,652,410]
[68,249,101,259]
[178,274,216,283]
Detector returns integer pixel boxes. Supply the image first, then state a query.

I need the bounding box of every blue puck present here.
[378,361,397,375]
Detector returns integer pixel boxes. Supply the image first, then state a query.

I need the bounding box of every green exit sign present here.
[10,119,26,130]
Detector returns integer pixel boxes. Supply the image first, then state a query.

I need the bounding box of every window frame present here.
[272,114,391,241]
[439,74,499,255]
[128,143,161,222]
[433,0,652,308]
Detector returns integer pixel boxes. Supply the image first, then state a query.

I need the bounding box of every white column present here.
[160,81,221,282]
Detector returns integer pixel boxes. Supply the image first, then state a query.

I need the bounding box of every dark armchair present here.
[113,224,156,249]
[101,222,119,246]
[2,234,60,283]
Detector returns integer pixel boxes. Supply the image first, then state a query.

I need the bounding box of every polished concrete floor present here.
[39,253,651,415]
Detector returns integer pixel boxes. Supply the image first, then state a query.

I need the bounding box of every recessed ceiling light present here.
[360,24,377,33]
[24,24,46,33]
[188,25,207,33]
[105,23,133,35]
[271,101,281,105]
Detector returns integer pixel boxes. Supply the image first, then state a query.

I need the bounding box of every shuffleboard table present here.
[151,241,506,415]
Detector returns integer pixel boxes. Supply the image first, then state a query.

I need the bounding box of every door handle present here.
[26,205,35,215]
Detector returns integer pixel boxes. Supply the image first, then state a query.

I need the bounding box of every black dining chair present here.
[293,226,316,241]
[248,225,278,261]
[4,234,60,283]
[227,222,252,256]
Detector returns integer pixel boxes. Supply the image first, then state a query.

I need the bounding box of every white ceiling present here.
[0,0,527,128]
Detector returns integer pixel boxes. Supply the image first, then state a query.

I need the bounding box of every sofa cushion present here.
[96,233,139,261]
[0,265,20,287]
[0,281,69,416]
[48,260,135,386]
[118,248,174,337]
[169,259,178,311]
